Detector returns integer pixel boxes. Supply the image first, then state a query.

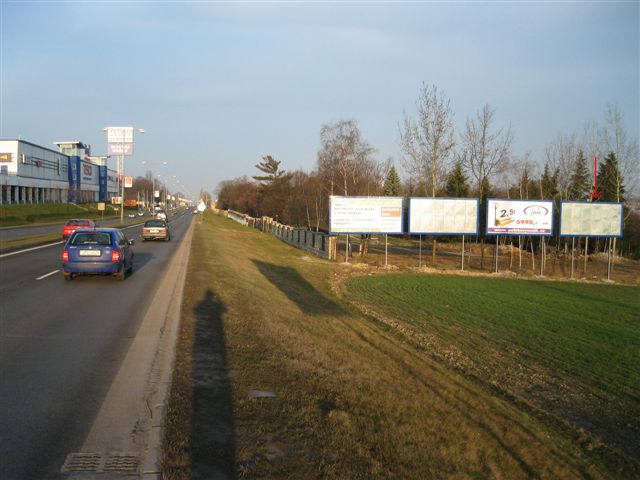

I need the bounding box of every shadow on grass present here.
[190,289,236,479]
[253,259,346,316]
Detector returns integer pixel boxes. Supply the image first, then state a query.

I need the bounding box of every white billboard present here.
[106,126,134,156]
[409,198,479,235]
[487,199,553,236]
[329,196,403,234]
[560,202,624,237]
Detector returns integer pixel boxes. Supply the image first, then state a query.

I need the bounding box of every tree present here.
[445,161,469,197]
[601,104,639,198]
[539,163,559,200]
[383,166,403,196]
[253,155,287,183]
[317,119,377,197]
[568,149,590,200]
[460,104,514,200]
[399,83,456,197]
[597,152,625,203]
[545,132,578,200]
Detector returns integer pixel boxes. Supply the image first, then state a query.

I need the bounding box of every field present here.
[162,212,640,479]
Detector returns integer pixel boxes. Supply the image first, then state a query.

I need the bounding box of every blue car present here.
[62,228,135,281]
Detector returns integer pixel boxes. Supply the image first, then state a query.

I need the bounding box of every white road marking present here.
[36,270,60,280]
[0,241,64,258]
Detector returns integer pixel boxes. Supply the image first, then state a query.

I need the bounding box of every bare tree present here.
[317,119,376,197]
[600,104,639,200]
[399,83,456,197]
[460,104,514,198]
[545,132,578,200]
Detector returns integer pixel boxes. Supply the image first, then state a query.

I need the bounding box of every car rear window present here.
[67,220,92,226]
[145,220,167,227]
[71,232,112,246]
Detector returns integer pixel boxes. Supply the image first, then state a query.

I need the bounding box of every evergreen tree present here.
[253,155,287,183]
[445,161,469,197]
[597,152,625,202]
[383,166,403,196]
[568,149,590,200]
[540,163,559,200]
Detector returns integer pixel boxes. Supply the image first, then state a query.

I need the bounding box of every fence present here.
[223,210,337,260]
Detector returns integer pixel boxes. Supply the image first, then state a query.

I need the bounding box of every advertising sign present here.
[106,126,134,156]
[486,199,553,236]
[329,196,403,234]
[560,202,623,237]
[409,198,479,235]
[124,176,133,188]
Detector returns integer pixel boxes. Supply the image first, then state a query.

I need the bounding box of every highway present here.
[0,211,192,479]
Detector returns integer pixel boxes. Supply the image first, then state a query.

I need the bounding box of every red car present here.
[62,219,96,239]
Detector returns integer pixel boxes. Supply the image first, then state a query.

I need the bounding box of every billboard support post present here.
[570,237,575,279]
[495,236,499,273]
[385,234,388,266]
[461,235,465,271]
[418,235,422,268]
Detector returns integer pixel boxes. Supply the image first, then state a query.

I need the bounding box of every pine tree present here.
[445,161,469,197]
[568,149,590,200]
[597,152,625,202]
[540,163,559,200]
[253,155,286,183]
[383,166,403,196]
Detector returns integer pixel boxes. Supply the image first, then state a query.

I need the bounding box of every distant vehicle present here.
[62,219,96,239]
[156,211,167,220]
[141,219,170,241]
[62,228,134,281]
[128,212,136,218]
[137,210,145,216]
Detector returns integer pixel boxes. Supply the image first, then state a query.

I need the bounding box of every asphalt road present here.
[0,211,193,479]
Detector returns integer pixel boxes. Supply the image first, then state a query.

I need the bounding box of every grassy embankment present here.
[0,203,139,251]
[163,212,639,479]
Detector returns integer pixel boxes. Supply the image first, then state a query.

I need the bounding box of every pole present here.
[494,236,499,273]
[571,237,575,279]
[461,235,465,271]
[385,234,388,266]
[119,154,124,224]
[418,234,422,268]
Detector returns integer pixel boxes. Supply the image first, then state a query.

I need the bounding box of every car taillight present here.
[111,249,121,262]
[62,249,69,261]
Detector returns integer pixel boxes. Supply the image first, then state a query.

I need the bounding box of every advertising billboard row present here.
[329,196,623,238]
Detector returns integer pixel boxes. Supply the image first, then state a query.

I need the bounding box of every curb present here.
[140,219,194,479]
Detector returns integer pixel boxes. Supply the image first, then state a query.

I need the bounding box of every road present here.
[0,211,192,479]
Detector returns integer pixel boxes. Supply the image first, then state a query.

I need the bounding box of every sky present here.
[1,1,638,200]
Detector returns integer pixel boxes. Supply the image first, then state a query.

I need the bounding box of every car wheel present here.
[63,271,73,281]
[117,266,126,281]
[165,236,170,242]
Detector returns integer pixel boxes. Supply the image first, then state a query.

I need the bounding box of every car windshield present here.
[67,220,91,226]
[70,232,112,246]
[145,220,167,227]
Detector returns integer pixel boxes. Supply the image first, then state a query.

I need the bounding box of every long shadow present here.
[190,289,236,479]
[252,260,346,316]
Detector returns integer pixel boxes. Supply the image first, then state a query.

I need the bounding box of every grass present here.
[344,273,640,460]
[162,212,639,479]
[0,202,122,227]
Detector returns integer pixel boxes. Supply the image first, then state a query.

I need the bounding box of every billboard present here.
[409,198,479,235]
[560,202,624,237]
[329,196,403,234]
[487,199,553,236]
[106,126,134,156]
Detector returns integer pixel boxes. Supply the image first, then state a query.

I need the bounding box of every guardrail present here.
[224,210,337,260]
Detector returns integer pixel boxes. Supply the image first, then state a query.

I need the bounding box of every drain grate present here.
[103,453,139,472]
[61,452,140,474]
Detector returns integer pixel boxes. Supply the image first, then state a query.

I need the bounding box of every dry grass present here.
[162,212,636,479]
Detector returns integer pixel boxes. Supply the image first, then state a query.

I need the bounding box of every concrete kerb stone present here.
[140,220,194,479]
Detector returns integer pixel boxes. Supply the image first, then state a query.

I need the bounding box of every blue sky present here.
[2,1,638,200]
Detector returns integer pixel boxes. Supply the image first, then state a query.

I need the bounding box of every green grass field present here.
[344,273,640,460]
[163,213,639,479]
[0,202,121,226]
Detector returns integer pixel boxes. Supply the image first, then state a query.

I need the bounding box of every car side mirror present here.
[128,239,135,246]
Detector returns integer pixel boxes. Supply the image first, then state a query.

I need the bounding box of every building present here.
[0,139,118,205]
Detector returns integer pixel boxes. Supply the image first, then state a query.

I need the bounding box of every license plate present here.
[79,250,101,257]
[149,229,159,233]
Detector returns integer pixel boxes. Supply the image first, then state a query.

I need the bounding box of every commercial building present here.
[0,139,118,205]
